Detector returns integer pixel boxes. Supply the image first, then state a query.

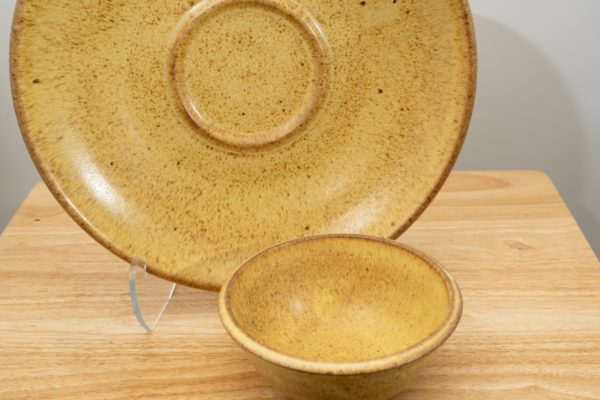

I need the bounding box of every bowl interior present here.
[224,236,454,363]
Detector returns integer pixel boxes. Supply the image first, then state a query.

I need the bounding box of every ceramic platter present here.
[11,0,476,290]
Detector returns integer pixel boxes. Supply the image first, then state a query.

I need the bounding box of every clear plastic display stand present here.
[129,257,177,332]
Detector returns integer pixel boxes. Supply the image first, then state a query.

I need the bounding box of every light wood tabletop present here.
[1,170,599,399]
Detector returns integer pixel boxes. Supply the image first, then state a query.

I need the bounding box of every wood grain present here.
[1,171,599,399]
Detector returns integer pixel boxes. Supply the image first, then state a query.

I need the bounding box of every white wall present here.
[1,1,599,256]
[1,0,41,231]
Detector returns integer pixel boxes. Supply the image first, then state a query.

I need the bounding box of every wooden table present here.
[1,171,599,399]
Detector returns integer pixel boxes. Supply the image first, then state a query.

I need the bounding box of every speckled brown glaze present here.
[167,0,330,149]
[10,0,476,290]
[219,234,463,400]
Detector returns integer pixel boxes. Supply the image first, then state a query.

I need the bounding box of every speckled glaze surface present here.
[219,235,463,400]
[11,0,476,290]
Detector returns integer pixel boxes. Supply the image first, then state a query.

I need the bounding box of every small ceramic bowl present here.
[219,234,462,400]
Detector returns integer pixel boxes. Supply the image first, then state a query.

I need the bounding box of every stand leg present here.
[129,257,177,332]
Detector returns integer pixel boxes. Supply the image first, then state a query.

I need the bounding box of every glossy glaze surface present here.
[219,235,463,400]
[11,0,476,289]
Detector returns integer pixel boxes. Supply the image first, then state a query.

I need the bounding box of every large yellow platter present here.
[11,0,476,290]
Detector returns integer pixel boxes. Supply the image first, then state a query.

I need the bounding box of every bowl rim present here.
[218,233,463,376]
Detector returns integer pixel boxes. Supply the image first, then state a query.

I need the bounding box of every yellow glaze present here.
[219,235,462,400]
[11,0,476,290]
